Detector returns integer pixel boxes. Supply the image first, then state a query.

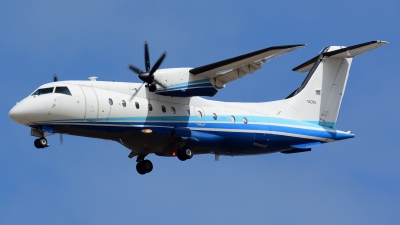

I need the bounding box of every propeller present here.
[128,41,167,94]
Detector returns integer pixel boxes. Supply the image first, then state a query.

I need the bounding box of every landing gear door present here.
[80,86,99,122]
[194,107,206,126]
[253,114,271,148]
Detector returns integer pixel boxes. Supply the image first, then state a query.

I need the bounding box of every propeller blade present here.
[153,79,167,88]
[128,64,143,75]
[53,74,58,82]
[60,134,63,145]
[149,51,167,76]
[129,82,145,101]
[144,41,150,72]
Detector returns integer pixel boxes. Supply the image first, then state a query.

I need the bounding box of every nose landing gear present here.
[34,137,49,149]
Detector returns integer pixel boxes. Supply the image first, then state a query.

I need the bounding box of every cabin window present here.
[148,104,153,111]
[162,105,166,113]
[171,107,176,114]
[122,100,126,107]
[186,109,190,116]
[231,115,236,122]
[243,117,248,124]
[213,113,217,120]
[135,102,139,109]
[31,87,54,96]
[109,98,113,105]
[55,86,72,95]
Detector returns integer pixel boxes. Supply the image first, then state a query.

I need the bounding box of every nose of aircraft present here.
[9,103,25,123]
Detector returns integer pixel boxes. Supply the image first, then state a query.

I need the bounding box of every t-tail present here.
[283,40,388,128]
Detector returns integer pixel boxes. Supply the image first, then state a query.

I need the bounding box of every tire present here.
[34,139,42,149]
[142,160,153,173]
[177,148,193,161]
[136,162,146,175]
[177,153,187,161]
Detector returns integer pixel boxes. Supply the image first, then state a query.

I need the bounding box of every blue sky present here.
[1,1,399,224]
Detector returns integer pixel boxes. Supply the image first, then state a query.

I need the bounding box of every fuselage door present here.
[194,107,206,126]
[80,86,99,122]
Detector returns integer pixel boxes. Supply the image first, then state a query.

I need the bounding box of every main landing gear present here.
[134,147,193,175]
[34,137,49,149]
[177,148,193,161]
[136,154,153,175]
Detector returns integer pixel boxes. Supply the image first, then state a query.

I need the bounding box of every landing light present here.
[141,129,152,134]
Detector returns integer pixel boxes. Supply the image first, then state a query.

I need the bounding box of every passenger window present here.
[148,104,153,111]
[243,117,248,124]
[55,86,72,95]
[31,87,54,96]
[122,100,126,107]
[213,113,217,120]
[109,98,113,105]
[231,115,236,122]
[135,102,140,109]
[171,107,176,114]
[162,105,166,113]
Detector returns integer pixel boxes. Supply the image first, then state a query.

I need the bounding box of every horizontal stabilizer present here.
[290,142,322,149]
[281,148,311,154]
[293,40,388,73]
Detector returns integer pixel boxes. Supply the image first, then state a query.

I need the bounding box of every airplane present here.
[9,40,388,175]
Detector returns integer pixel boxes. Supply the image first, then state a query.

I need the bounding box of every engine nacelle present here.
[152,68,218,97]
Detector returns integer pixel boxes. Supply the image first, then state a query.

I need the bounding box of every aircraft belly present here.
[55,124,171,153]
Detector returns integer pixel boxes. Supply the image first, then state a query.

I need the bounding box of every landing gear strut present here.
[136,154,153,175]
[34,137,49,149]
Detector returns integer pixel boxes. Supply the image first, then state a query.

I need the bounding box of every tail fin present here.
[284,40,388,128]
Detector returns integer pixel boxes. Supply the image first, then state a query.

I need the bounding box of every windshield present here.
[31,87,54,96]
[55,86,72,95]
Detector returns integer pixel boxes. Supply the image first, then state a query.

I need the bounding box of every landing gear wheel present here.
[34,137,48,148]
[142,160,153,173]
[34,139,41,148]
[184,148,193,159]
[177,148,193,161]
[136,162,146,175]
[136,159,153,175]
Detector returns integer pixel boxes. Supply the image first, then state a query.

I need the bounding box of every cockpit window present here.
[55,86,72,95]
[31,87,54,96]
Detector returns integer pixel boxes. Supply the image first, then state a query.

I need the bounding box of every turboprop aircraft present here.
[9,40,387,175]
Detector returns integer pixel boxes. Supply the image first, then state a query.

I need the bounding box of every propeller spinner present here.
[128,42,167,93]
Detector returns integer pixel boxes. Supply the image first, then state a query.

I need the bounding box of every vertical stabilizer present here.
[284,41,388,128]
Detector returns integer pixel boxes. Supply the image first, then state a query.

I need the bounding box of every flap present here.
[189,44,305,88]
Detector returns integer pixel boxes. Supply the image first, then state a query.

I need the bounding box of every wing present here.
[189,44,305,88]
